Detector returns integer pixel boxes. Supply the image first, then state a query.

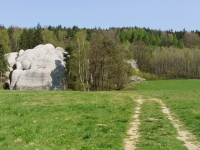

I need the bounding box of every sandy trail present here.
[124,98,143,150]
[124,97,200,150]
[152,98,200,150]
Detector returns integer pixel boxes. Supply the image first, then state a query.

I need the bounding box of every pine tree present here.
[0,44,8,74]
[7,27,16,52]
[19,29,29,50]
[33,23,43,47]
[27,29,34,48]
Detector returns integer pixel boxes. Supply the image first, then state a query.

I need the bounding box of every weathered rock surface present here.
[127,59,146,83]
[126,59,139,72]
[6,44,68,90]
[130,75,146,83]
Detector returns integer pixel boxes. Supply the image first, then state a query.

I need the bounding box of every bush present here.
[0,83,3,90]
[3,82,10,90]
[135,71,161,80]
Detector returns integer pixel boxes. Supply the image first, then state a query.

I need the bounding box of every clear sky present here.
[0,0,199,31]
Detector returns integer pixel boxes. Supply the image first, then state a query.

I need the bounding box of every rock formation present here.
[130,75,146,83]
[6,44,69,90]
[127,59,146,83]
[126,59,139,72]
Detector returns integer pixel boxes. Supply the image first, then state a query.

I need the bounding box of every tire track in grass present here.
[153,98,200,150]
[137,99,187,150]
[124,98,143,150]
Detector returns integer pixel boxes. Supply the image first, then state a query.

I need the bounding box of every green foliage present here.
[130,41,153,73]
[33,23,43,47]
[66,29,90,91]
[183,32,200,49]
[177,40,185,48]
[19,24,44,50]
[19,28,34,50]
[172,34,178,47]
[1,25,200,84]
[0,29,10,53]
[42,29,57,46]
[137,71,160,80]
[117,27,187,48]
[89,29,132,90]
[12,27,23,52]
[153,47,200,78]
[7,26,16,52]
[0,44,9,74]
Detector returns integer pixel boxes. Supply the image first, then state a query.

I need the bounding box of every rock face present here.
[127,59,146,83]
[6,44,68,90]
[126,59,139,72]
[130,75,146,83]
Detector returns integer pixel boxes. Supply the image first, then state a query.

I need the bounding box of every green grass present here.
[0,91,137,150]
[134,79,200,90]
[1,79,200,149]
[137,100,186,150]
[134,79,200,141]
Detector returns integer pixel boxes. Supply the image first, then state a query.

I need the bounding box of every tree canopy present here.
[1,24,200,90]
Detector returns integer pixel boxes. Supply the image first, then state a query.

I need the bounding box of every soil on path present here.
[154,99,200,150]
[124,97,200,150]
[124,98,143,150]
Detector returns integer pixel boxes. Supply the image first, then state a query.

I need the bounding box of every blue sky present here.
[0,0,200,31]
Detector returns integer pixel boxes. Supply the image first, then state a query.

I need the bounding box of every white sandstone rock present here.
[56,47,65,52]
[7,44,68,90]
[5,52,18,71]
[127,59,146,83]
[15,62,22,70]
[18,50,24,56]
[127,59,139,72]
[10,70,24,89]
[130,75,146,83]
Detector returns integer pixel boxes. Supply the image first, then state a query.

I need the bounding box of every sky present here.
[0,0,200,31]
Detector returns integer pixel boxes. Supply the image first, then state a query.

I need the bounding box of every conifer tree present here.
[7,26,16,52]
[0,44,8,74]
[19,29,29,50]
[33,23,43,47]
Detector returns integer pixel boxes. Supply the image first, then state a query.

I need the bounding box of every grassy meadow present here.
[136,100,187,150]
[0,91,137,150]
[134,79,200,141]
[0,79,200,149]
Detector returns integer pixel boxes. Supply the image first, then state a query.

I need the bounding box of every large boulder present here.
[6,44,69,90]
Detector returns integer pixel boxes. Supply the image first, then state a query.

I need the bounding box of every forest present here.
[0,24,200,90]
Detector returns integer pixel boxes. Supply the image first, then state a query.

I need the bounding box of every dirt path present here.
[124,98,143,150]
[124,97,200,150]
[152,98,200,150]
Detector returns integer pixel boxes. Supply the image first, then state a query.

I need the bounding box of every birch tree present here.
[68,29,90,91]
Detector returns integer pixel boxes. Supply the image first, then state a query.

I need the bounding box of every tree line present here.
[1,24,200,90]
